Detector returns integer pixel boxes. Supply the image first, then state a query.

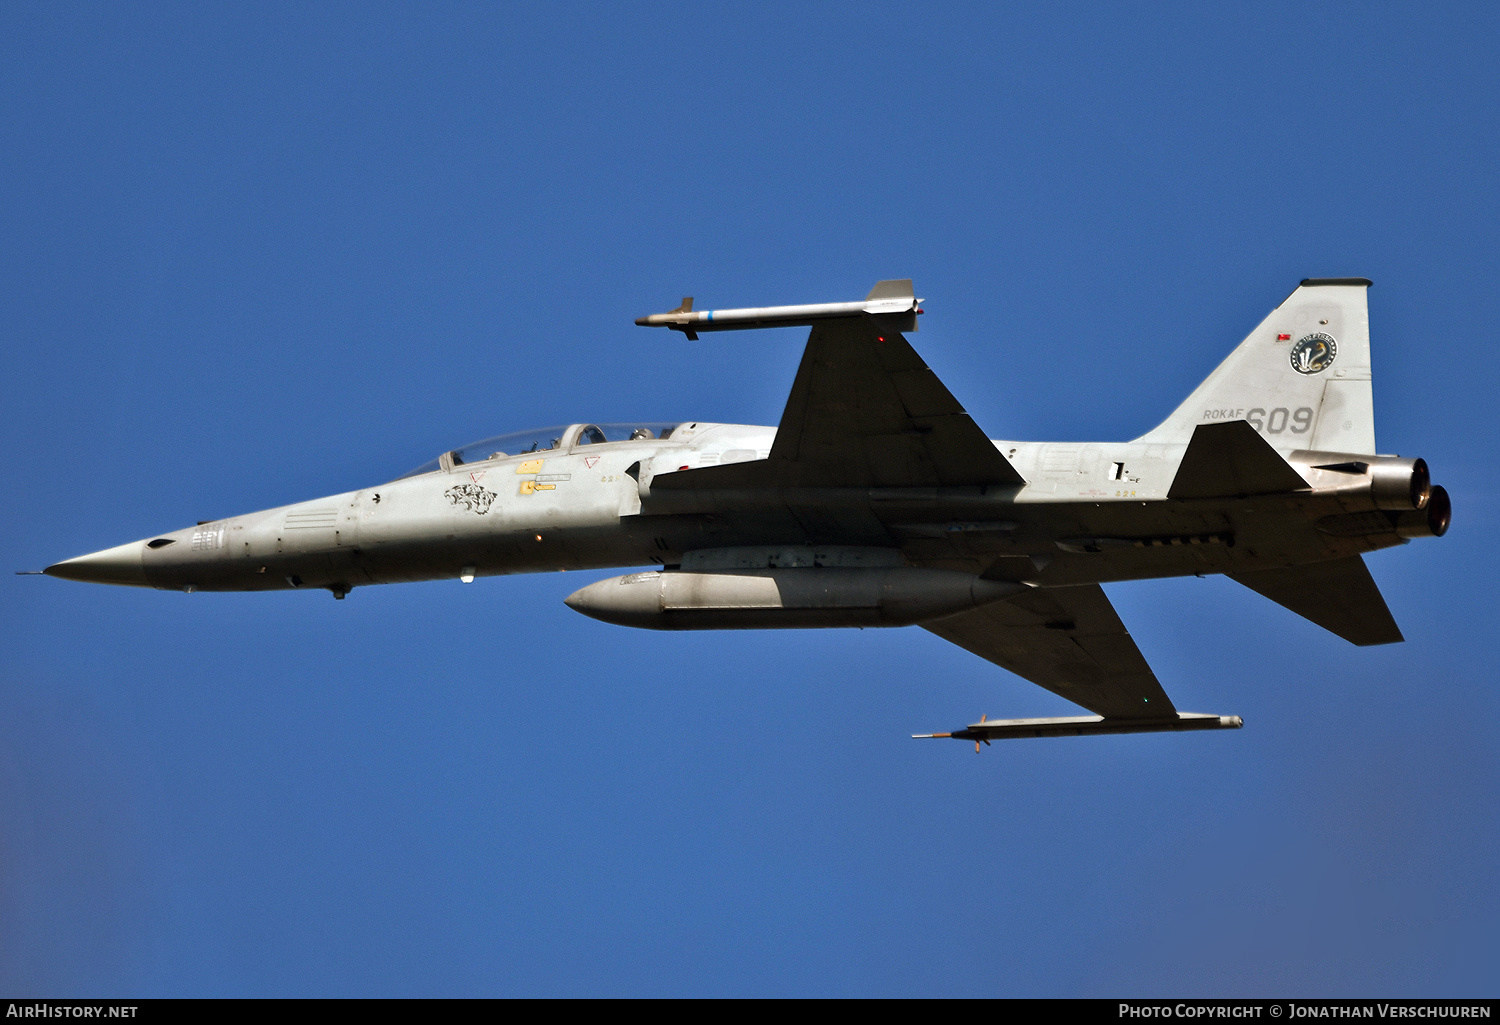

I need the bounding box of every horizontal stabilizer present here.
[915,712,1243,744]
[1168,420,1309,499]
[1228,555,1403,646]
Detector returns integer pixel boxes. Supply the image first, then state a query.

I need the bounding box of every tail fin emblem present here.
[1290,333,1337,374]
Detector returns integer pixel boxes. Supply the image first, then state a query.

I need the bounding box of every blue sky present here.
[2,2,1496,996]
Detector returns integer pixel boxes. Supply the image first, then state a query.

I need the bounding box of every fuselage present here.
[45,419,1436,599]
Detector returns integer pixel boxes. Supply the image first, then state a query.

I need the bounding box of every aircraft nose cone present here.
[44,540,150,587]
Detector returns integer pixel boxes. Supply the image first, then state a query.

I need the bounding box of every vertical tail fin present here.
[1137,279,1376,454]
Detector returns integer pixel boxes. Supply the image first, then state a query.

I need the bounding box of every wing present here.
[653,315,1023,490]
[923,584,1177,719]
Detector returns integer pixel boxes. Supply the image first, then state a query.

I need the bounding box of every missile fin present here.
[866,279,914,301]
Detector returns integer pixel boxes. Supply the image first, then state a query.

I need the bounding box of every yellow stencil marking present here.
[517,459,544,474]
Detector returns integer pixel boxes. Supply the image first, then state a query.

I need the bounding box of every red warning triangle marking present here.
[584,456,599,468]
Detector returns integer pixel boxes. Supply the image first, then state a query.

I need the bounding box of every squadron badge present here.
[445,483,497,515]
[1290,333,1337,374]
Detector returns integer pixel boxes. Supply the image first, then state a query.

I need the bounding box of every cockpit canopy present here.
[398,423,680,479]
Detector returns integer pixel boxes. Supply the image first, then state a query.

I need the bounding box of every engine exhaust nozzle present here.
[1396,484,1450,538]
[1370,457,1430,511]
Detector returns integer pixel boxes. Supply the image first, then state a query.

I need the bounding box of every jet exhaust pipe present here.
[1368,456,1430,511]
[1396,484,1450,538]
[565,567,1024,630]
[1299,452,1434,512]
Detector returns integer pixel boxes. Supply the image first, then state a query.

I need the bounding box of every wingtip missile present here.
[914,714,993,752]
[636,281,922,335]
[915,712,1244,743]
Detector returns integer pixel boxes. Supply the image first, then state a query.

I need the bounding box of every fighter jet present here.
[38,278,1448,744]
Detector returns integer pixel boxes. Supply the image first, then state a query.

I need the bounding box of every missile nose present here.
[564,579,613,617]
[564,574,663,628]
[44,540,150,587]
